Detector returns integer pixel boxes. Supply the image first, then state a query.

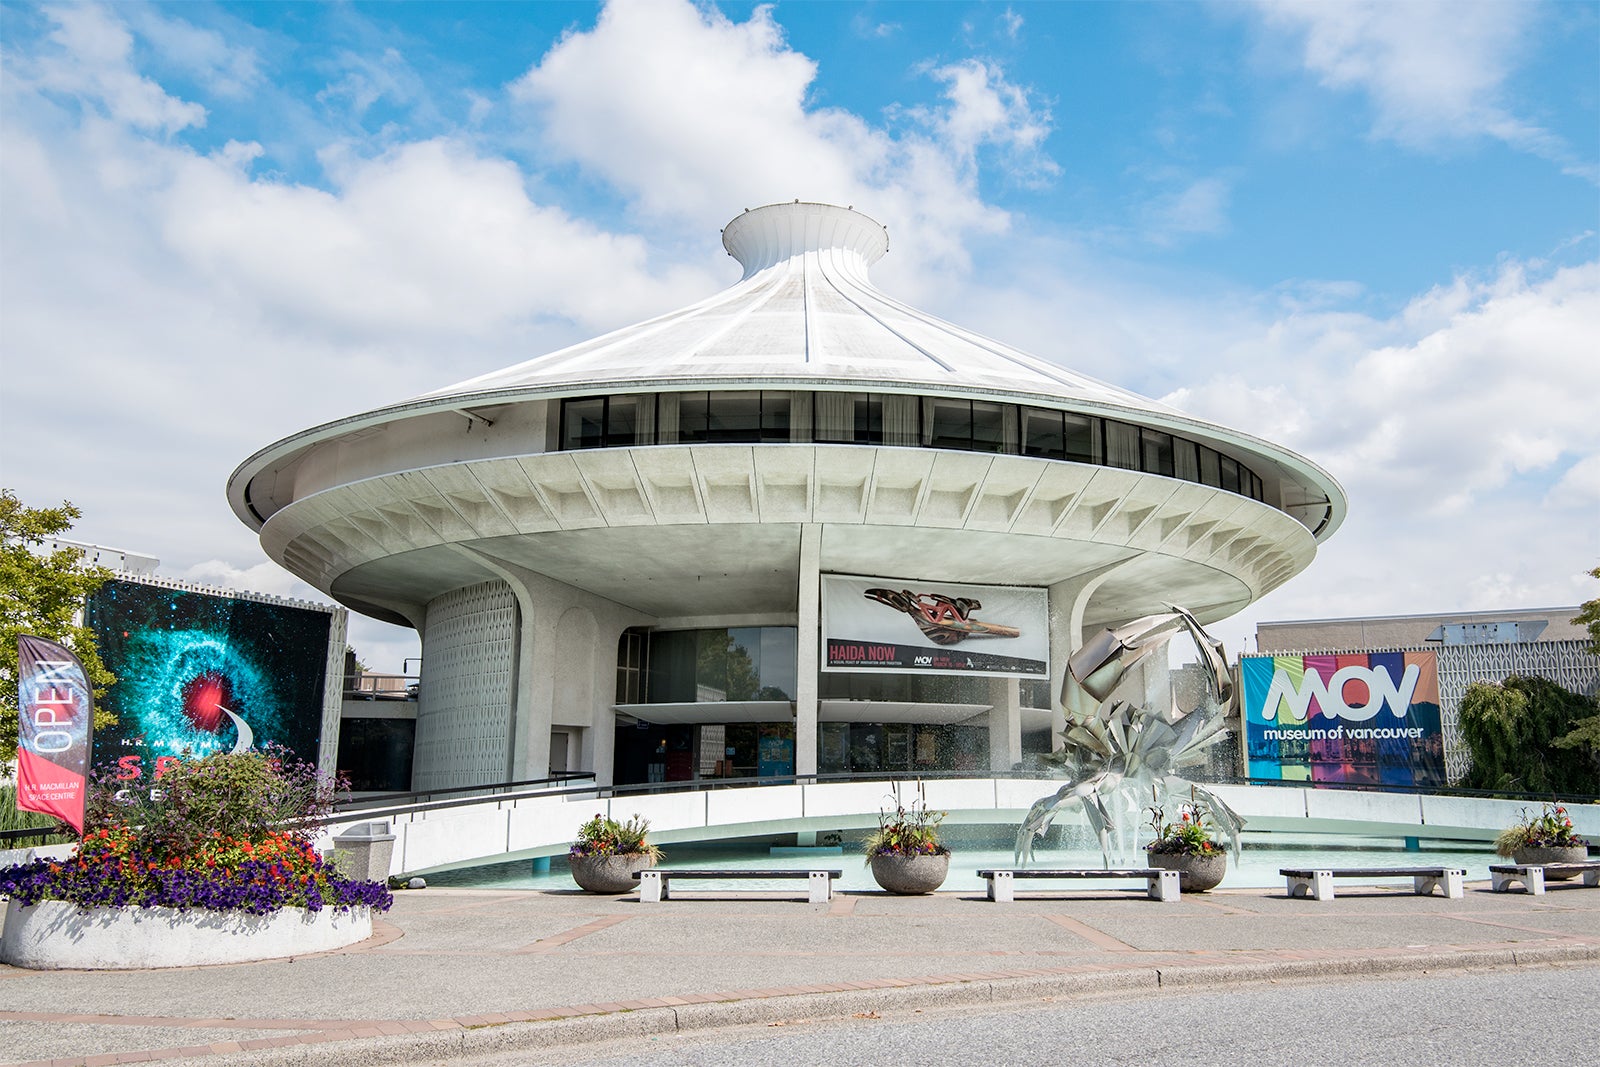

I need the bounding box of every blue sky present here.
[2,0,1597,670]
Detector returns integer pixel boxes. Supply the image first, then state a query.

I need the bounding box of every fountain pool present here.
[424,831,1499,894]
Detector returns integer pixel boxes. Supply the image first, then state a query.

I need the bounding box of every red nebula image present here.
[180,671,234,733]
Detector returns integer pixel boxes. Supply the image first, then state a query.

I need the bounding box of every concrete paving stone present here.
[1,884,1596,1066]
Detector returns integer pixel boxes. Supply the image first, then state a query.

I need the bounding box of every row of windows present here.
[562,391,1267,503]
[616,626,799,705]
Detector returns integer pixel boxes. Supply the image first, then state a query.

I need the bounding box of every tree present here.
[0,489,116,769]
[1574,565,1600,657]
[1458,675,1600,794]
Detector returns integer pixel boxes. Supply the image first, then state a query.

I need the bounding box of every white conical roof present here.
[412,201,1174,414]
[230,201,1346,544]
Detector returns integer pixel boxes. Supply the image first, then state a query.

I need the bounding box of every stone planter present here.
[569,853,655,894]
[1147,850,1228,893]
[1512,845,1590,880]
[0,898,372,970]
[869,852,950,894]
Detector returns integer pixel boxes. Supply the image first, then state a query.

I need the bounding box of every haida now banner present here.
[15,634,95,834]
[1241,650,1445,787]
[821,574,1048,678]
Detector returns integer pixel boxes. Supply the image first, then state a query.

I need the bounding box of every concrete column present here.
[988,676,1022,772]
[1046,558,1138,751]
[795,523,822,778]
[515,600,555,783]
[455,548,650,788]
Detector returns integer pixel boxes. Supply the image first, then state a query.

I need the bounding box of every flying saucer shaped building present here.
[229,202,1345,789]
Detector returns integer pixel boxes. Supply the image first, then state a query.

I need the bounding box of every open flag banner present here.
[15,634,95,835]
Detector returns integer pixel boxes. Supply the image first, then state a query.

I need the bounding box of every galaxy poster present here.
[84,579,336,778]
[15,635,95,833]
[821,574,1049,679]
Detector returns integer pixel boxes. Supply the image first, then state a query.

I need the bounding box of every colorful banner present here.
[821,574,1048,678]
[84,579,334,780]
[15,634,95,834]
[1241,650,1445,787]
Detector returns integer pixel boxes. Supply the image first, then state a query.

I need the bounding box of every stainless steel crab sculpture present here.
[1015,606,1245,867]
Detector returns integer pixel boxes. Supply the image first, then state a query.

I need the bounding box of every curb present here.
[208,941,1600,1067]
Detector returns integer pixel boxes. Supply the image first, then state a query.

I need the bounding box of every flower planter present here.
[1513,845,1589,880]
[869,852,949,894]
[0,898,372,970]
[1146,851,1227,893]
[569,853,655,894]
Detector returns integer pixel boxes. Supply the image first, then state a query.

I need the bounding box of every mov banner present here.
[15,634,95,834]
[1240,650,1445,787]
[821,574,1048,679]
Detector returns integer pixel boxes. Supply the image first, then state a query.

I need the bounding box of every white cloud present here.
[160,136,712,341]
[1142,175,1232,240]
[1166,257,1600,649]
[123,6,262,99]
[850,14,900,40]
[509,0,1045,279]
[316,47,421,120]
[1248,0,1581,169]
[919,59,1058,184]
[25,3,207,134]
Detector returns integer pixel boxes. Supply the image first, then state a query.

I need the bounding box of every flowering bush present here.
[0,749,391,915]
[0,831,390,914]
[82,746,339,857]
[1494,803,1589,858]
[570,814,661,860]
[1145,803,1224,858]
[864,797,948,859]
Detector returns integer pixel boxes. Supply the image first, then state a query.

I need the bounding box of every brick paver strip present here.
[1043,913,1138,951]
[516,912,632,953]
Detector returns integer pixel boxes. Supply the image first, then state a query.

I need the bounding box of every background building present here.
[229,202,1346,790]
[1252,607,1596,782]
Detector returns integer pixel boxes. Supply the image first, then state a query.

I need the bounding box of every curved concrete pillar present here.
[1046,557,1141,751]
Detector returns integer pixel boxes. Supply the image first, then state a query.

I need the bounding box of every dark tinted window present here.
[562,398,606,450]
[1141,429,1174,477]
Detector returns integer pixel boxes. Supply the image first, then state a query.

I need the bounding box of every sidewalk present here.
[3,878,1598,1067]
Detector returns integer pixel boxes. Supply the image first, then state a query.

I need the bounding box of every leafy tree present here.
[0,489,116,770]
[1574,565,1600,657]
[1459,675,1600,794]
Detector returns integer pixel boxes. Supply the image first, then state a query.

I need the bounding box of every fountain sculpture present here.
[1015,606,1245,866]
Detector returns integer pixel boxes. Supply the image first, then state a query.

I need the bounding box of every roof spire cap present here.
[722,201,888,279]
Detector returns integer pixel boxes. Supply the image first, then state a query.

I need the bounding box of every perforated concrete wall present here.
[413,580,518,790]
[1437,639,1599,782]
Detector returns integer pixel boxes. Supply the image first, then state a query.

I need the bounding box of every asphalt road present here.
[434,962,1600,1067]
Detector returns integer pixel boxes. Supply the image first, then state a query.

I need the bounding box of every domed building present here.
[228,202,1345,790]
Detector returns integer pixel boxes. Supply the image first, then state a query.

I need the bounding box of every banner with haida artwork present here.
[821,574,1048,678]
[1241,650,1445,787]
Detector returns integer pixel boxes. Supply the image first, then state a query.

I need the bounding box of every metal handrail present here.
[0,826,72,847]
[333,771,596,812]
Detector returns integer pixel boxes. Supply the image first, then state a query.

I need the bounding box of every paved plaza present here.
[2,878,1598,1066]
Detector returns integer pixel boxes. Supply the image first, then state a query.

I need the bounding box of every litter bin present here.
[331,822,396,883]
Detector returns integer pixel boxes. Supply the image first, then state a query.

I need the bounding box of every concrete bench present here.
[633,869,842,904]
[1489,862,1600,896]
[1279,867,1465,901]
[975,868,1181,903]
